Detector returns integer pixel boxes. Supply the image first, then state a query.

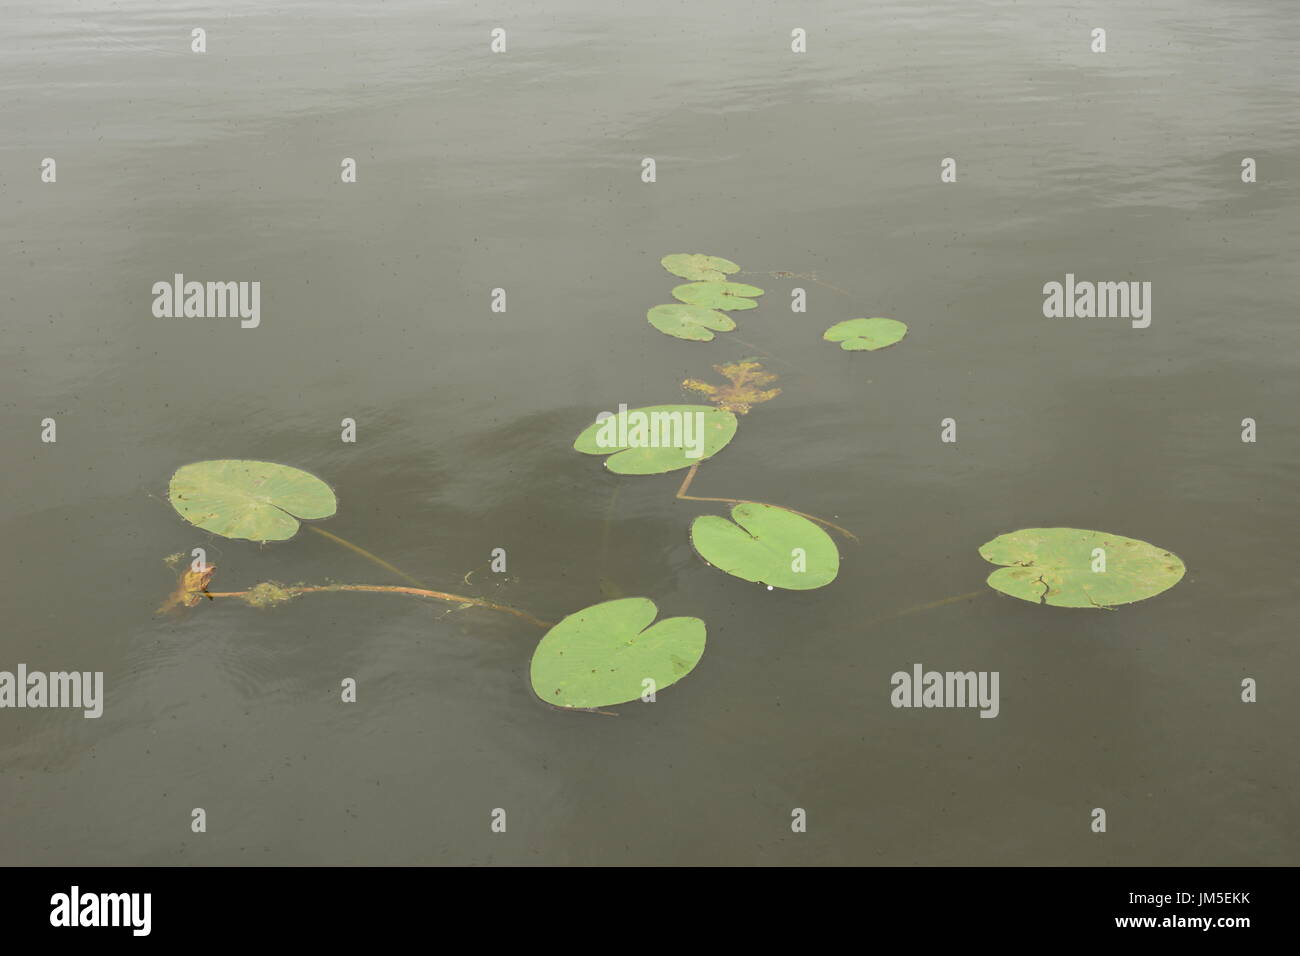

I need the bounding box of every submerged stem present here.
[886,589,988,619]
[674,463,859,542]
[307,526,426,589]
[736,270,857,301]
[208,581,554,629]
[726,336,808,374]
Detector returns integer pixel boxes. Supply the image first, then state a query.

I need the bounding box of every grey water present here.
[1,0,1297,865]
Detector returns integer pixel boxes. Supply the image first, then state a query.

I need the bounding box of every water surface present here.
[1,0,1297,864]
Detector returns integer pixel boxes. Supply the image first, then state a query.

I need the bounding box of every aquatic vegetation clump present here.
[648,254,760,341]
[156,254,932,713]
[683,360,781,414]
[152,249,1197,720]
[241,581,298,609]
[157,563,217,614]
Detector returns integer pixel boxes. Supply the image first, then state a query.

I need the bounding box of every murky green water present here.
[2,0,1297,864]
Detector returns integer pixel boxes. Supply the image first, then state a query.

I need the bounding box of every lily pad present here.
[168,460,337,542]
[690,502,839,590]
[660,253,741,282]
[573,404,738,475]
[530,597,706,709]
[672,281,764,311]
[823,317,908,351]
[647,303,736,342]
[979,527,1186,608]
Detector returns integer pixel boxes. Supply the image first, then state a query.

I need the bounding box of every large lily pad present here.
[530,597,706,709]
[168,460,337,542]
[660,253,741,282]
[690,502,839,590]
[573,404,738,475]
[979,527,1186,608]
[823,317,908,351]
[672,281,764,311]
[647,303,736,342]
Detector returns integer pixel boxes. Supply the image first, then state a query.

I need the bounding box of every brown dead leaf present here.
[682,360,781,414]
[157,563,216,615]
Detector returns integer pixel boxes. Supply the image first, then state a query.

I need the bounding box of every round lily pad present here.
[672,281,764,311]
[573,404,738,475]
[660,253,742,282]
[690,502,839,590]
[979,527,1186,608]
[823,317,908,351]
[168,460,337,542]
[529,597,707,709]
[647,303,736,342]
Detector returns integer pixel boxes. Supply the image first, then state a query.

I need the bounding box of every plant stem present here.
[727,335,808,374]
[599,482,621,562]
[307,526,426,589]
[886,589,988,619]
[737,270,857,301]
[207,583,554,629]
[594,483,627,598]
[674,462,859,542]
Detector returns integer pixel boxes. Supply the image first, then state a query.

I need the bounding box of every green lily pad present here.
[823,317,908,351]
[573,404,738,475]
[168,460,337,542]
[530,597,706,709]
[672,281,764,311]
[979,527,1186,608]
[647,303,736,342]
[660,253,741,282]
[690,502,839,590]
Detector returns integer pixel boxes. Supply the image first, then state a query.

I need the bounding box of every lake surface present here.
[2,0,1297,865]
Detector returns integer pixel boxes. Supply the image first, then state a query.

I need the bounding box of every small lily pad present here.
[660,253,741,282]
[672,281,764,311]
[823,317,908,351]
[168,460,337,542]
[979,527,1186,608]
[573,404,738,475]
[647,303,736,342]
[529,597,706,709]
[690,502,839,590]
